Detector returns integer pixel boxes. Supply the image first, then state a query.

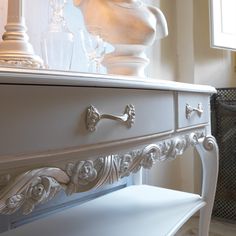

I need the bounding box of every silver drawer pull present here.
[86,104,135,132]
[186,103,203,119]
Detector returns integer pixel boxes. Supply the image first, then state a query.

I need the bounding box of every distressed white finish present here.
[0,0,44,68]
[209,0,236,50]
[73,0,168,77]
[0,71,218,236]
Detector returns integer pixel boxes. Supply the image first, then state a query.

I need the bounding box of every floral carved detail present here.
[0,168,69,215]
[66,161,97,194]
[65,131,204,192]
[124,104,135,128]
[0,131,204,215]
[119,153,135,177]
[86,105,100,132]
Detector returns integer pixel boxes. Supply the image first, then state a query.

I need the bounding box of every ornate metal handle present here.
[86,104,135,132]
[186,103,203,119]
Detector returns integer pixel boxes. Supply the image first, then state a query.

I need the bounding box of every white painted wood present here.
[0,85,174,156]
[0,68,216,93]
[0,72,218,236]
[0,133,206,216]
[195,136,219,235]
[0,185,206,236]
[209,0,236,50]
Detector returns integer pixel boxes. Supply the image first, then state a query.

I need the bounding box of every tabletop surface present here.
[0,67,216,93]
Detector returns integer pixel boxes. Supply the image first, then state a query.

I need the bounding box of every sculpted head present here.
[72,0,168,76]
[73,0,168,44]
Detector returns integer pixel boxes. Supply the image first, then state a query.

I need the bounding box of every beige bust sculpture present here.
[74,0,168,77]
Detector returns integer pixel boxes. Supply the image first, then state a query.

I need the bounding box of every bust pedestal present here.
[102,44,149,77]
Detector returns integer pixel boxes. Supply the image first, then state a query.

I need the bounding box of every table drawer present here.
[177,92,210,129]
[0,85,174,156]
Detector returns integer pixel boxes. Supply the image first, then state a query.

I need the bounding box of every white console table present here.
[0,69,218,236]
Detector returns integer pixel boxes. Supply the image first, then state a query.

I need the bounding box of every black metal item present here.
[211,88,236,222]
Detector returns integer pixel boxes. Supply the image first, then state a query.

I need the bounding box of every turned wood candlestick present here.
[0,0,44,68]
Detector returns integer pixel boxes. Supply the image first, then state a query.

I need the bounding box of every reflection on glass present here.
[41,0,74,70]
[79,27,107,73]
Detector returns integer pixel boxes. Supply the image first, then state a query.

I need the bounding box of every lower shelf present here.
[1,185,206,236]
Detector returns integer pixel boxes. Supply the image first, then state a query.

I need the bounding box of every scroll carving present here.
[0,168,69,215]
[0,131,204,215]
[203,135,217,151]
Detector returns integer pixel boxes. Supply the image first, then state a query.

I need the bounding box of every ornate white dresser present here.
[0,69,218,236]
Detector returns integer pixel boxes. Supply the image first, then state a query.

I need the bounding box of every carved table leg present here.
[195,135,219,236]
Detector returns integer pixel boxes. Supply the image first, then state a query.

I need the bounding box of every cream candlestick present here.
[0,0,44,68]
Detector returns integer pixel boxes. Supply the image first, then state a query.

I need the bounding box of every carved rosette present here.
[0,131,204,215]
[0,168,69,215]
[66,160,98,194]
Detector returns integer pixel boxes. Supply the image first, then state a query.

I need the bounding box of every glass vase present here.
[79,26,107,74]
[41,0,74,70]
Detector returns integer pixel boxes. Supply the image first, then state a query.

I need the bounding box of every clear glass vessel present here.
[41,0,74,70]
[79,26,107,73]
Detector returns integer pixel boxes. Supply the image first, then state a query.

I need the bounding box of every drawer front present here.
[0,85,174,156]
[177,92,210,129]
